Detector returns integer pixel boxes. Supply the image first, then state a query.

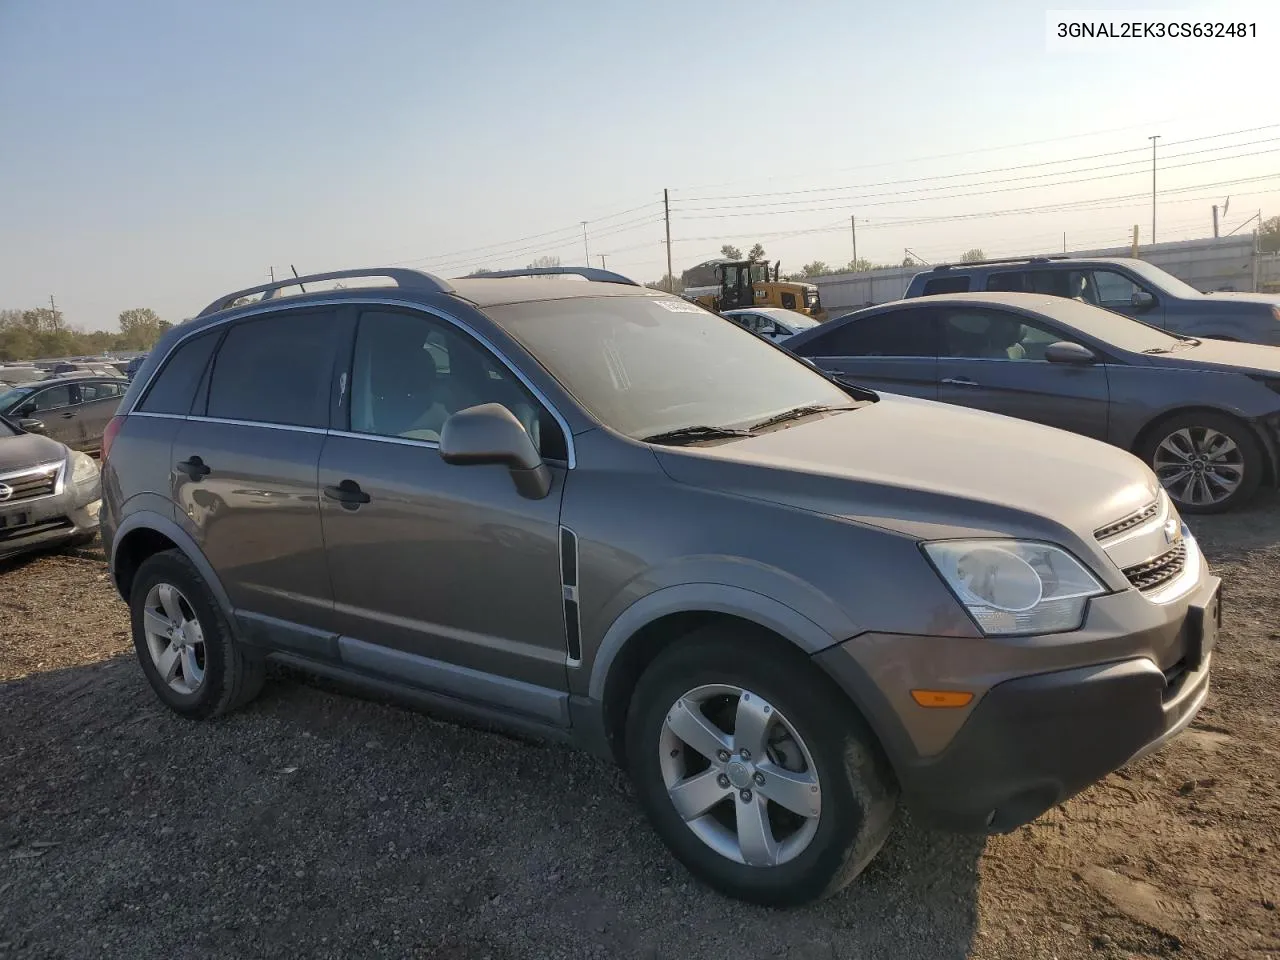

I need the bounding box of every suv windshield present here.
[1121,260,1203,299]
[489,296,855,440]
[1039,297,1190,352]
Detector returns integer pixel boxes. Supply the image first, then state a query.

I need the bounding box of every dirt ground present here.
[1,499,1278,960]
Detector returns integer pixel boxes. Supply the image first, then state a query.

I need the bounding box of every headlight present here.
[69,450,99,485]
[923,540,1106,636]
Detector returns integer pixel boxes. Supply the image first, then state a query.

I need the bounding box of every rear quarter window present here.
[922,276,971,295]
[137,330,220,415]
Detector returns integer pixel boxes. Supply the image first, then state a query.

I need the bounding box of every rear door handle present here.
[941,377,979,387]
[324,479,371,509]
[175,456,211,480]
[60,412,76,419]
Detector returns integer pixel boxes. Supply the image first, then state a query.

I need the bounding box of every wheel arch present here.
[588,585,889,767]
[110,511,234,615]
[1130,405,1278,488]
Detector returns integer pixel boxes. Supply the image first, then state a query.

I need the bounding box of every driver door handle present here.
[324,479,371,509]
[60,411,76,419]
[942,377,979,387]
[175,456,211,481]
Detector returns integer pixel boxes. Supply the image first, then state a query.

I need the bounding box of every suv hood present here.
[654,395,1158,553]
[0,430,69,472]
[1203,291,1280,307]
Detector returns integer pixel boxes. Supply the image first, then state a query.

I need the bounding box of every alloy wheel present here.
[142,582,206,695]
[658,684,822,867]
[1152,426,1243,507]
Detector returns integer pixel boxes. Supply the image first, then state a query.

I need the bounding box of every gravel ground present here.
[1,500,1278,960]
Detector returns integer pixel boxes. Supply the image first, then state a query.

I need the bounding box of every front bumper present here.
[817,572,1219,832]
[0,483,101,561]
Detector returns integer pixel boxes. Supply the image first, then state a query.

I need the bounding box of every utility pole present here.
[664,189,674,292]
[1212,206,1220,238]
[581,222,590,265]
[269,266,276,282]
[49,295,56,316]
[1063,232,1067,254]
[1148,135,1159,246]
[599,254,607,270]
[850,215,858,269]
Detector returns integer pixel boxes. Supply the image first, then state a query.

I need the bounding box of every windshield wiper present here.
[748,404,850,432]
[642,425,754,445]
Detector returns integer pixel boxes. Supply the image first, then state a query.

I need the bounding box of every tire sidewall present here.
[626,641,881,905]
[130,552,231,718]
[1140,412,1262,514]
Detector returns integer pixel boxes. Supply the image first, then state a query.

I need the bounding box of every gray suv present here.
[102,266,1219,906]
[905,256,1280,345]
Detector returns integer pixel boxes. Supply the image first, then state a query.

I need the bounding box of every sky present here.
[1,0,1277,331]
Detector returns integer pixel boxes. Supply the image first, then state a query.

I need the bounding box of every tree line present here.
[0,306,171,362]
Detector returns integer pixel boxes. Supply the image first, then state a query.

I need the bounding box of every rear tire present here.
[129,549,265,719]
[1137,411,1263,514]
[625,627,897,906]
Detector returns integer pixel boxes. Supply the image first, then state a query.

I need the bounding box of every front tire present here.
[1138,411,1263,514]
[625,628,897,906]
[129,549,265,719]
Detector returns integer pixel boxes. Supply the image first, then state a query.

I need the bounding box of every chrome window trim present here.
[126,295,577,469]
[328,429,439,450]
[0,459,66,505]
[186,415,328,435]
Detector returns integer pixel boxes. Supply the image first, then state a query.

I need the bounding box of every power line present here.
[673,134,1280,212]
[671,147,1280,220]
[672,123,1280,202]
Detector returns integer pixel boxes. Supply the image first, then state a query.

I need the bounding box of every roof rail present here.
[196,267,455,318]
[931,254,1069,271]
[469,266,640,286]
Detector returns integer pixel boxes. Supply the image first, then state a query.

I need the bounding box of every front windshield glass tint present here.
[0,386,34,409]
[1124,260,1203,299]
[489,296,853,439]
[1041,297,1186,352]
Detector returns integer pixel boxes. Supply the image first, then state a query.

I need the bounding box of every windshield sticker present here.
[653,299,704,313]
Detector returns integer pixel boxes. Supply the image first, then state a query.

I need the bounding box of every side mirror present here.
[1044,341,1097,365]
[1131,290,1156,310]
[438,403,552,500]
[17,418,46,434]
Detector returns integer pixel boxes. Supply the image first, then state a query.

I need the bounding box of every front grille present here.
[1095,501,1159,541]
[1122,542,1187,592]
[0,463,61,504]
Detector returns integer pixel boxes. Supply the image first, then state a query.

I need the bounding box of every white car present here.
[721,306,821,343]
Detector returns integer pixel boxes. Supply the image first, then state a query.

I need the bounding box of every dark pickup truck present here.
[905,256,1280,346]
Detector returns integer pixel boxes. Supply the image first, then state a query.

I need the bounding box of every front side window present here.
[138,331,219,415]
[349,310,566,459]
[29,384,73,411]
[206,310,336,428]
[940,308,1077,361]
[79,381,123,402]
[488,296,855,440]
[793,310,936,358]
[1091,270,1151,309]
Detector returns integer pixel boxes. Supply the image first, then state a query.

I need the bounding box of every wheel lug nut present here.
[716,750,730,763]
[753,772,765,786]
[717,774,730,789]
[738,748,750,760]
[739,789,752,802]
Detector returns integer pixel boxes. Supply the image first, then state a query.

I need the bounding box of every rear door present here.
[171,307,340,648]
[936,306,1110,439]
[788,307,939,399]
[318,306,571,702]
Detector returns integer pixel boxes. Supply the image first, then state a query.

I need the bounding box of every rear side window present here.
[792,310,937,358]
[139,331,219,415]
[206,310,337,428]
[922,276,970,295]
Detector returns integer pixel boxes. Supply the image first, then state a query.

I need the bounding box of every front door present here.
[22,383,80,448]
[936,306,1110,439]
[171,307,340,643]
[319,307,570,702]
[790,307,939,400]
[1088,268,1165,327]
[719,265,753,310]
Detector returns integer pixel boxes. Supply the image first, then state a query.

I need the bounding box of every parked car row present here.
[95,265,1221,907]
[0,375,130,454]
